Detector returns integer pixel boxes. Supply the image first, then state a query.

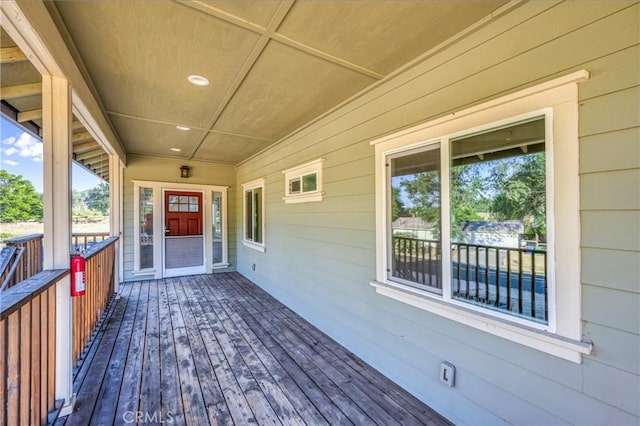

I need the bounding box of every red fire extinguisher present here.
[71,249,86,297]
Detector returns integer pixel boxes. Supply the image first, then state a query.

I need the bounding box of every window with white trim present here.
[371,72,592,362]
[242,178,265,252]
[283,159,324,203]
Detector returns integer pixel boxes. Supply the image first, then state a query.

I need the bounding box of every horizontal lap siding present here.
[237,2,639,424]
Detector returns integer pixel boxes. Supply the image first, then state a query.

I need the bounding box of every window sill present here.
[283,192,324,204]
[370,280,592,363]
[212,263,230,269]
[132,269,155,276]
[242,240,266,253]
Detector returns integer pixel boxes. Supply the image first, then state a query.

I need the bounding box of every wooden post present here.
[42,75,75,415]
[109,154,123,292]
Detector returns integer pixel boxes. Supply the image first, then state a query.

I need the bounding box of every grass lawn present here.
[1,219,110,242]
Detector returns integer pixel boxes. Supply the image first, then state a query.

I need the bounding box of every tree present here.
[490,153,546,240]
[0,170,43,222]
[391,187,407,220]
[84,182,110,215]
[400,170,441,226]
[450,164,489,239]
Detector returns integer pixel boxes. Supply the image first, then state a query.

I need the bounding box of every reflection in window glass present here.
[302,173,317,192]
[289,178,301,194]
[253,187,263,244]
[139,187,154,269]
[389,145,442,291]
[450,117,547,322]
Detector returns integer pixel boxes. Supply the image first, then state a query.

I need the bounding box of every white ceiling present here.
[42,1,506,165]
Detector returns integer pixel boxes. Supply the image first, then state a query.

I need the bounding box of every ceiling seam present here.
[187,0,296,160]
[105,110,275,143]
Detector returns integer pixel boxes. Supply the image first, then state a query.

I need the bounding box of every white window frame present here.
[242,178,266,252]
[370,71,592,363]
[282,158,324,204]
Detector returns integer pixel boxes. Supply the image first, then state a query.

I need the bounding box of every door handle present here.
[165,227,170,235]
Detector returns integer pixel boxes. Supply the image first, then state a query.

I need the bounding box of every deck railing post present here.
[109,154,123,293]
[42,74,75,416]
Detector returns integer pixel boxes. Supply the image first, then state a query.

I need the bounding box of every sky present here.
[0,116,103,192]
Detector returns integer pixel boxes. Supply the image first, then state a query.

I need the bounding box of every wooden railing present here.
[72,237,118,366]
[71,232,110,252]
[0,234,44,291]
[0,269,68,426]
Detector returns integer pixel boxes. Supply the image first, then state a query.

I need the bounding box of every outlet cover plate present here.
[440,361,456,387]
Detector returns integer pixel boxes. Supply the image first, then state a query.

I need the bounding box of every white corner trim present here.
[371,280,592,363]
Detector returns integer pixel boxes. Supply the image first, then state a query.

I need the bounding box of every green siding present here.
[233,2,639,424]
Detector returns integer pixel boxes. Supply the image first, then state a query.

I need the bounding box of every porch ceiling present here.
[46,0,506,165]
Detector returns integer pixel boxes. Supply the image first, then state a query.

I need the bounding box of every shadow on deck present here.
[58,272,451,425]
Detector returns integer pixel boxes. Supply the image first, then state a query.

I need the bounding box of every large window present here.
[242,178,265,252]
[371,72,591,362]
[389,118,547,323]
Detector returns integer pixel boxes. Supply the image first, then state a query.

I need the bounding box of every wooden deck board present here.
[63,273,451,426]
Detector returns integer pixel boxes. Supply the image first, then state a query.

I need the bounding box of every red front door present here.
[165,191,202,236]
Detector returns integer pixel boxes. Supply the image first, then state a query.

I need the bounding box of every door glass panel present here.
[179,196,188,203]
[139,187,154,269]
[212,191,223,264]
[179,204,188,212]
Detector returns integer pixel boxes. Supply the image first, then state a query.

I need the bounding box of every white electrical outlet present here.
[440,361,456,387]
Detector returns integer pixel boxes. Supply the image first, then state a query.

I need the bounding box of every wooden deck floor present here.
[59,273,451,425]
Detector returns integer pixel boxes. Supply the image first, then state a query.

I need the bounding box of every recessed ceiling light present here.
[187,75,209,86]
[170,147,182,152]
[176,125,191,131]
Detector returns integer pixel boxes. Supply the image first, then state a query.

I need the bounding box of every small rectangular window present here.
[283,159,324,203]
